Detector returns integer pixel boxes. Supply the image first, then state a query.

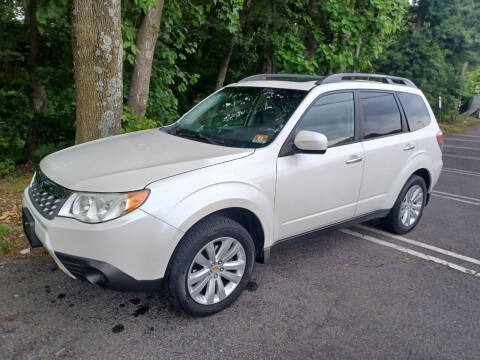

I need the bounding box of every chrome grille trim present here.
[28,170,72,220]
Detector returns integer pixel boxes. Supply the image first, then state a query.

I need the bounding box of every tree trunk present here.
[261,36,273,73]
[461,61,469,78]
[25,0,48,155]
[71,0,123,144]
[261,0,274,73]
[214,0,248,90]
[413,0,426,34]
[127,0,164,122]
[355,38,362,58]
[215,35,235,90]
[304,0,317,60]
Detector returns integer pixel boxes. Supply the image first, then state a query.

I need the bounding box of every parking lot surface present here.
[1,127,480,360]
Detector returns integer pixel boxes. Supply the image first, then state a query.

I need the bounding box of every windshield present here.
[165,86,307,148]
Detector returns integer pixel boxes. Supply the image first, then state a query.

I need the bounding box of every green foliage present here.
[0,224,12,237]
[0,88,31,174]
[32,141,71,162]
[376,0,480,121]
[0,0,478,175]
[273,33,319,74]
[0,159,15,176]
[36,0,69,25]
[464,66,480,98]
[268,0,407,74]
[121,106,157,133]
[133,0,157,14]
[122,21,140,65]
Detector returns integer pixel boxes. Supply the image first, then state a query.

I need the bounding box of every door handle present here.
[403,144,415,151]
[345,156,363,164]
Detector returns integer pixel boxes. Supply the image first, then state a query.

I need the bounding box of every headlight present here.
[58,190,149,223]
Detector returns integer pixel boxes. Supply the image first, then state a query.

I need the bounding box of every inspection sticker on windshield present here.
[252,134,269,144]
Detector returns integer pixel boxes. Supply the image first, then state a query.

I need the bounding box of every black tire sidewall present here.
[168,216,255,316]
[388,175,427,234]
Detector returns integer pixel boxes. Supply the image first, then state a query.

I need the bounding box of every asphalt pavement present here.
[1,127,480,360]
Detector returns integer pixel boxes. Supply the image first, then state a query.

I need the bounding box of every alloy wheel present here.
[187,237,246,305]
[399,184,424,227]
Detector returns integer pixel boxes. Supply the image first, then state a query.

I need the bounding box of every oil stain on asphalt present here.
[133,304,150,317]
[112,324,124,333]
[246,280,258,292]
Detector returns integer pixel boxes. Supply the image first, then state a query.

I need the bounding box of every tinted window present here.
[296,92,355,146]
[360,92,402,139]
[398,92,431,131]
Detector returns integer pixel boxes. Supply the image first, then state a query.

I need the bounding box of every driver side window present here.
[296,92,355,146]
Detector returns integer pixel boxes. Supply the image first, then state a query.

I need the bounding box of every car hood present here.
[40,129,254,192]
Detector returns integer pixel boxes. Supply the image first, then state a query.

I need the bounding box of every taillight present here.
[436,132,443,150]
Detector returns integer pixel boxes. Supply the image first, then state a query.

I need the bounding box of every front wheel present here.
[383,175,427,234]
[167,215,255,316]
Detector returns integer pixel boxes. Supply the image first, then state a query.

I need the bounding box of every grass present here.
[392,256,415,264]
[439,114,480,135]
[0,223,12,236]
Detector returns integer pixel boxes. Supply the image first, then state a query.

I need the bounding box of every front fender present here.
[163,181,274,248]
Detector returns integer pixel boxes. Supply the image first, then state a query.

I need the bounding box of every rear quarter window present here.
[398,93,431,131]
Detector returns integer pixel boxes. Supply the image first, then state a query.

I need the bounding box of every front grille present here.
[28,170,72,220]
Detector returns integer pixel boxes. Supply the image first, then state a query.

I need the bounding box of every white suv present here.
[22,73,443,316]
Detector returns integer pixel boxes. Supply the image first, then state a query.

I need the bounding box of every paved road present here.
[1,128,480,360]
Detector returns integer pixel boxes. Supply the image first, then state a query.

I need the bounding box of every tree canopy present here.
[0,0,479,174]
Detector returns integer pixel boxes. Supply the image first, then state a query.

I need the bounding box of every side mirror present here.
[294,130,328,154]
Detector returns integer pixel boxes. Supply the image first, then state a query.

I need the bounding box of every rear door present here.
[356,90,418,215]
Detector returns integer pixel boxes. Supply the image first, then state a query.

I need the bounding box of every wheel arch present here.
[384,151,435,210]
[164,206,267,284]
[412,168,432,191]
[163,180,274,245]
[193,208,266,262]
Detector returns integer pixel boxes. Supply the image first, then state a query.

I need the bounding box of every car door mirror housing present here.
[293,130,328,154]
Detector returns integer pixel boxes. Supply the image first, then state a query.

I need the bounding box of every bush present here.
[122,106,159,133]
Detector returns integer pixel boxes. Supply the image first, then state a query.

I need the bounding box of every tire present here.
[166,214,255,316]
[382,175,427,235]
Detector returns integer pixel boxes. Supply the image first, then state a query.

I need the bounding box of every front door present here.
[275,91,364,240]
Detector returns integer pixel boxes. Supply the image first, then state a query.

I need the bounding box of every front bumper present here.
[22,188,184,290]
[54,252,163,292]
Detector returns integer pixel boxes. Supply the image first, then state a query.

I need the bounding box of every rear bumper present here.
[55,252,164,292]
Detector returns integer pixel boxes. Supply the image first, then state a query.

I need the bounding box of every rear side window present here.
[296,92,355,146]
[398,92,431,131]
[360,92,402,139]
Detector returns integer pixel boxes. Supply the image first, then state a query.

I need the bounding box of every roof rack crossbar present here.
[319,73,417,88]
[239,74,326,82]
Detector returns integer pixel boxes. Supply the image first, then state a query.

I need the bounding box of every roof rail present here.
[239,74,326,83]
[319,73,417,88]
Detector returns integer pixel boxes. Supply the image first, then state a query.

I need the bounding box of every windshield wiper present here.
[173,131,225,146]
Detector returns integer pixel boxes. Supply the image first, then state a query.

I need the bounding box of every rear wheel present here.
[383,175,427,234]
[167,215,255,316]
